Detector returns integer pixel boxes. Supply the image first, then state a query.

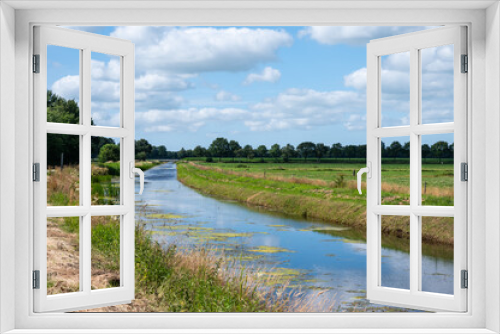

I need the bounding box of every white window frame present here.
[365,26,467,312]
[33,25,136,313]
[0,1,499,333]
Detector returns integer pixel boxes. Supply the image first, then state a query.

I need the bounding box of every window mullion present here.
[409,47,420,294]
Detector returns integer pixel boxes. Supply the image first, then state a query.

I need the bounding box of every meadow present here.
[177,160,454,245]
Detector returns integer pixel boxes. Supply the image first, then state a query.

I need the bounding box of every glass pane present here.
[381,136,410,205]
[91,52,121,127]
[421,45,454,124]
[47,134,80,206]
[381,215,410,290]
[421,133,454,206]
[91,215,121,290]
[47,45,81,125]
[381,51,410,127]
[91,137,121,205]
[47,217,80,295]
[421,216,454,294]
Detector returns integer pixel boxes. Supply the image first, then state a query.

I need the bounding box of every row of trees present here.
[46,92,454,165]
[189,137,454,163]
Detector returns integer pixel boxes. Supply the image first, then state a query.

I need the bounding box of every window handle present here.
[129,162,145,195]
[357,162,371,195]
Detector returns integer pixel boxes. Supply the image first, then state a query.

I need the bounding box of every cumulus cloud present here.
[298,26,436,46]
[111,26,293,74]
[136,107,249,133]
[243,67,281,85]
[215,90,241,102]
[246,88,364,132]
[343,44,453,125]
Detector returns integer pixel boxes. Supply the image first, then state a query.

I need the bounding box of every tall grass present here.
[178,162,454,246]
[48,164,339,312]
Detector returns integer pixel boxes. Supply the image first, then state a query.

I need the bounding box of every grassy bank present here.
[177,162,454,246]
[47,164,335,312]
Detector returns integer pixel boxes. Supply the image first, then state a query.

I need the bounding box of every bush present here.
[206,157,213,162]
[98,144,120,163]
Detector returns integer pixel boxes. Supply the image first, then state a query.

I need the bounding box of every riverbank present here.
[176,162,454,246]
[47,163,337,312]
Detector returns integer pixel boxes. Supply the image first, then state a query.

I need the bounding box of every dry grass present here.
[47,166,80,205]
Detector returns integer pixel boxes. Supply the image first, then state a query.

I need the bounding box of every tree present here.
[135,139,152,160]
[314,143,328,163]
[431,141,449,163]
[98,143,120,163]
[344,145,357,161]
[331,143,343,159]
[422,144,431,162]
[269,144,281,162]
[157,145,167,159]
[193,145,206,158]
[388,141,402,161]
[297,141,315,162]
[209,137,230,162]
[136,151,147,161]
[228,140,242,162]
[281,144,295,163]
[256,145,268,158]
[402,141,410,158]
[243,145,255,160]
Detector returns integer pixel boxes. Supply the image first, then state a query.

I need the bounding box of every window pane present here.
[421,216,454,294]
[91,137,121,205]
[47,134,80,206]
[381,136,410,205]
[421,133,454,206]
[91,215,121,290]
[91,52,121,127]
[381,215,410,290]
[47,45,80,125]
[421,45,454,124]
[47,217,80,295]
[381,52,410,127]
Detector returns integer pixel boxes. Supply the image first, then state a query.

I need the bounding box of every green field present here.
[191,160,454,206]
[177,161,454,245]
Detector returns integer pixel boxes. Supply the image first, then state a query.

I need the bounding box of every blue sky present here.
[48,26,453,150]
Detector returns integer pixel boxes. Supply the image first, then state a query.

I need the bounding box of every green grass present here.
[177,162,454,246]
[54,215,284,312]
[50,163,281,312]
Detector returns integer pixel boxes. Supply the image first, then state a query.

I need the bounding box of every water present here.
[135,163,454,311]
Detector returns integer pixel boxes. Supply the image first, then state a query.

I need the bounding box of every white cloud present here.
[343,44,453,125]
[298,26,436,46]
[111,27,293,74]
[344,68,367,90]
[246,88,364,132]
[136,107,249,133]
[215,90,241,102]
[243,67,281,85]
[51,75,79,101]
[343,114,366,131]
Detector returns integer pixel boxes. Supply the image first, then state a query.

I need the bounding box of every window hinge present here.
[461,54,468,73]
[461,270,468,289]
[33,270,40,289]
[461,162,468,182]
[33,163,40,182]
[33,54,40,73]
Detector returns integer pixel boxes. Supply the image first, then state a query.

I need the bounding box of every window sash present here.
[32,25,136,313]
[366,26,467,312]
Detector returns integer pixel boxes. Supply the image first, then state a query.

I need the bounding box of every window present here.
[364,26,467,312]
[33,26,138,312]
[3,3,496,333]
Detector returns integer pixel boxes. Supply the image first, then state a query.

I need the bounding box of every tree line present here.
[46,92,454,166]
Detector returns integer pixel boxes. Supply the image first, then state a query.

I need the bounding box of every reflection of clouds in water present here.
[138,164,454,308]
